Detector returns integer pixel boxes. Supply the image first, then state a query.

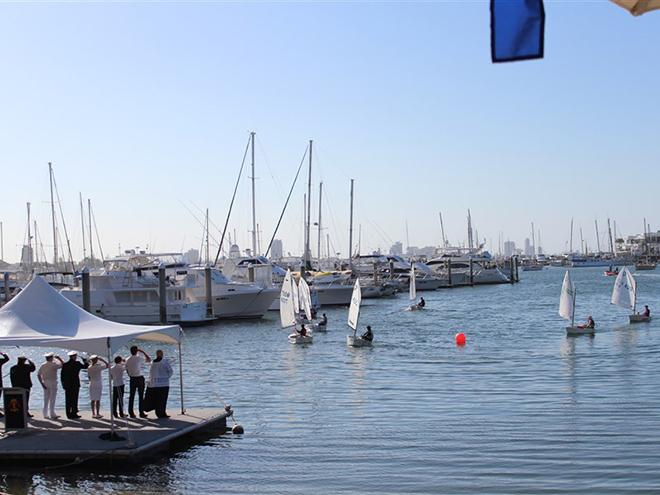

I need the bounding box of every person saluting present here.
[60,351,89,420]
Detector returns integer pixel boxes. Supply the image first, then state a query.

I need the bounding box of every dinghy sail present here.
[280,269,296,329]
[559,270,576,327]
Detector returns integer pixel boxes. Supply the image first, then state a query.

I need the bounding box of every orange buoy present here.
[455,332,466,346]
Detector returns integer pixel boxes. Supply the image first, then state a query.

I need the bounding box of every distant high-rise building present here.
[389,241,403,256]
[523,238,533,256]
[183,248,200,264]
[271,239,283,259]
[503,240,516,257]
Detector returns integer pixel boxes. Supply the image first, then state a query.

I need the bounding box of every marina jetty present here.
[0,276,235,466]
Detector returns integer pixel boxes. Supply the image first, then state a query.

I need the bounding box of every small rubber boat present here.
[629,314,651,324]
[604,270,619,277]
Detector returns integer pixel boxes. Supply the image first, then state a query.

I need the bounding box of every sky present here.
[0,1,659,263]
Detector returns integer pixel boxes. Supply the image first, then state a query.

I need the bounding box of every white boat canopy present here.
[0,276,182,356]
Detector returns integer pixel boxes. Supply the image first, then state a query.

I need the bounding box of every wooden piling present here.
[82,268,90,312]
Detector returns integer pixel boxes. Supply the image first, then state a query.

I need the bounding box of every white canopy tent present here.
[0,276,186,424]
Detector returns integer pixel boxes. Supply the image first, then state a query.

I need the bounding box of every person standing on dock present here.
[0,351,9,417]
[87,355,109,419]
[10,356,36,417]
[110,356,126,418]
[38,352,64,419]
[60,351,89,420]
[126,346,151,419]
[147,349,173,419]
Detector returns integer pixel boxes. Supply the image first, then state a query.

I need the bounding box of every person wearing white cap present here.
[10,355,36,418]
[87,355,109,419]
[60,351,89,419]
[38,352,64,419]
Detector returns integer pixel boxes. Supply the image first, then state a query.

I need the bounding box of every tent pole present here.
[108,338,115,435]
[178,336,185,415]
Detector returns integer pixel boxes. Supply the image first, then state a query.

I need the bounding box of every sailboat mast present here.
[250,131,257,256]
[572,289,576,327]
[27,202,32,269]
[349,179,354,270]
[531,222,535,257]
[305,139,313,268]
[88,199,94,263]
[595,219,601,255]
[49,162,58,267]
[79,193,87,262]
[205,208,210,264]
[33,221,39,265]
[607,218,615,255]
[467,209,473,250]
[317,181,323,266]
[569,217,574,253]
[439,212,447,247]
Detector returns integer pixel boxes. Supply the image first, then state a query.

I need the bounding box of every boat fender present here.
[232,424,244,434]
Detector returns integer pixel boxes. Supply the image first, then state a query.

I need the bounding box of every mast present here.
[643,217,648,254]
[467,209,473,250]
[580,227,584,254]
[326,233,330,261]
[595,219,601,255]
[27,202,32,269]
[34,221,39,265]
[348,179,354,269]
[250,131,257,256]
[49,163,58,267]
[439,212,447,247]
[607,218,615,255]
[572,288,576,327]
[205,208,210,264]
[531,222,535,257]
[88,199,94,263]
[569,217,574,254]
[305,139,313,269]
[613,220,618,255]
[79,193,87,262]
[317,181,323,266]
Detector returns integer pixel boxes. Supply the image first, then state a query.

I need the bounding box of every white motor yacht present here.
[426,250,509,285]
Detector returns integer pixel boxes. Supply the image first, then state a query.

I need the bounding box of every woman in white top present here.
[87,355,109,419]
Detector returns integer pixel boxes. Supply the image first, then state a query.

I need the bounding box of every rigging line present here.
[90,204,105,262]
[365,217,393,249]
[264,145,309,258]
[178,200,223,250]
[213,135,252,266]
[254,133,284,195]
[52,174,76,272]
[322,187,344,256]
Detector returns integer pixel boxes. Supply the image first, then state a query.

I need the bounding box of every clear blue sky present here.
[0,1,658,262]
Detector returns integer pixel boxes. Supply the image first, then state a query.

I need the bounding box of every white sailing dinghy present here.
[559,270,593,336]
[611,267,649,324]
[347,278,371,347]
[406,263,422,311]
[298,277,323,332]
[281,270,312,344]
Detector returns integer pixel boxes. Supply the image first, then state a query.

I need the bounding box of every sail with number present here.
[298,277,313,321]
[558,270,575,323]
[611,266,636,312]
[280,269,296,328]
[348,278,362,331]
[409,263,417,301]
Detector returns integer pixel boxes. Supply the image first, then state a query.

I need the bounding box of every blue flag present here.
[491,0,545,63]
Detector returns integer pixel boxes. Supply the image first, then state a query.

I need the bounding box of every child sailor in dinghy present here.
[361,326,373,342]
[577,316,595,329]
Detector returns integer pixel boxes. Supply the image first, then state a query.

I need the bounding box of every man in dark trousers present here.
[60,351,89,419]
[126,346,151,418]
[9,355,36,417]
[0,351,9,417]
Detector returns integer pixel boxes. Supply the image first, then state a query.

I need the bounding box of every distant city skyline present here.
[1,4,659,262]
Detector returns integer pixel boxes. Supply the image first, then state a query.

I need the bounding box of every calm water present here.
[5,267,660,494]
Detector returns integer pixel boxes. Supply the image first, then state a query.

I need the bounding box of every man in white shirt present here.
[37,352,64,419]
[147,349,174,419]
[126,346,151,418]
[109,356,127,418]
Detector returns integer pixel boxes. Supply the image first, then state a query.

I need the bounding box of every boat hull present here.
[288,334,313,344]
[629,315,651,324]
[566,326,595,336]
[210,287,279,319]
[347,335,372,347]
